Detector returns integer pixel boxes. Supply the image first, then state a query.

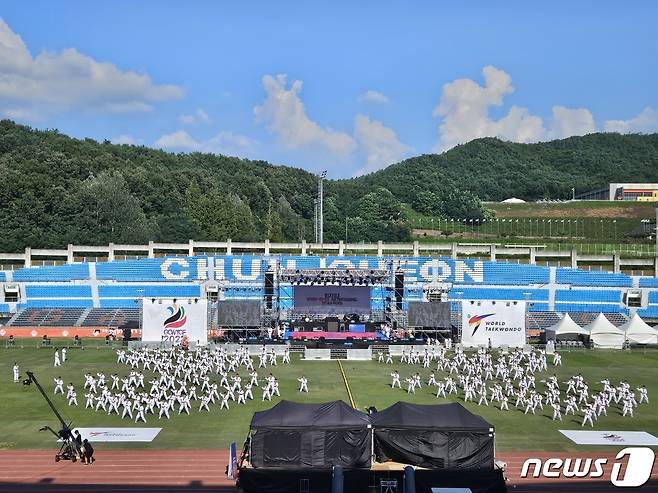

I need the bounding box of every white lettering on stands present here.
[455,261,484,283]
[232,259,261,281]
[400,260,418,283]
[160,259,189,280]
[436,260,452,282]
[196,258,209,280]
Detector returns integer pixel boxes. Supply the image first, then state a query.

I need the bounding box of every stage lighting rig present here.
[280,268,389,286]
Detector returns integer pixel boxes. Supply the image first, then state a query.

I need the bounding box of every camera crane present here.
[26,371,78,462]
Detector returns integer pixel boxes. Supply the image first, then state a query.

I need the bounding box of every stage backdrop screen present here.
[217,300,262,326]
[461,300,526,348]
[141,298,208,345]
[294,286,371,315]
[408,301,452,328]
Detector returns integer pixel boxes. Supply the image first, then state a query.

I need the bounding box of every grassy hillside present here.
[1,120,657,252]
[360,134,658,203]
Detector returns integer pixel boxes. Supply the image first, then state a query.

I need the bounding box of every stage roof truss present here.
[279,268,389,285]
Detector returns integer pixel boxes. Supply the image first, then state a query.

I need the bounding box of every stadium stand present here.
[8,308,86,327]
[555,269,632,287]
[526,311,561,329]
[97,284,201,298]
[81,308,139,327]
[1,254,656,328]
[567,312,628,327]
[25,285,92,298]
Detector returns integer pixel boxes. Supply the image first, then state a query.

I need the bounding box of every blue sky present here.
[1,1,656,177]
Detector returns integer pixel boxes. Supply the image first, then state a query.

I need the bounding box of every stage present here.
[290,330,382,341]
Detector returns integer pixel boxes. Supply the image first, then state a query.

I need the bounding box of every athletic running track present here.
[0,450,656,492]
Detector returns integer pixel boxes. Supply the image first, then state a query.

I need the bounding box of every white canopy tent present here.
[620,313,658,345]
[546,313,590,339]
[585,313,625,349]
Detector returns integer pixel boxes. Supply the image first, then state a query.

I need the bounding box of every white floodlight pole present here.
[314,198,318,244]
[319,171,326,245]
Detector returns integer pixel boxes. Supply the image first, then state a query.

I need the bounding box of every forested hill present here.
[358,133,658,206]
[0,120,656,251]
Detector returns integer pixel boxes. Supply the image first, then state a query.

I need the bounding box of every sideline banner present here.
[560,430,658,446]
[461,300,526,348]
[142,298,208,345]
[66,427,161,442]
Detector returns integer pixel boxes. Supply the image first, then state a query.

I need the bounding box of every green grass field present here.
[1,346,657,452]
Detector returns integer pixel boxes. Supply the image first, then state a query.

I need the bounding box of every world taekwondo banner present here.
[461,300,526,348]
[141,298,208,345]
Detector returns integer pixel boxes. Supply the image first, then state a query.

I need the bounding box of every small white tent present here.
[585,313,625,349]
[620,314,658,345]
[546,313,590,339]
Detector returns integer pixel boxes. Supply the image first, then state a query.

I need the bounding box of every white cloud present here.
[154,129,257,158]
[432,65,601,151]
[254,74,356,158]
[359,90,389,104]
[112,134,143,145]
[353,114,408,176]
[550,106,596,138]
[0,17,182,117]
[1,107,44,122]
[179,108,211,126]
[604,107,658,134]
[101,101,153,113]
[433,66,546,151]
[154,130,198,149]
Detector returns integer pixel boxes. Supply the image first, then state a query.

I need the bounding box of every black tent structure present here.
[371,402,495,469]
[248,400,372,469]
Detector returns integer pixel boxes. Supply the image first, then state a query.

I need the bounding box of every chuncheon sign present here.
[461,300,526,348]
[141,298,208,345]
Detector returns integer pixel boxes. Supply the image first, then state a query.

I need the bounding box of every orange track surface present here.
[0,450,656,492]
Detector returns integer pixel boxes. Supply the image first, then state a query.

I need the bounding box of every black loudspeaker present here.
[394,271,404,310]
[122,328,132,341]
[264,272,274,309]
[326,318,340,332]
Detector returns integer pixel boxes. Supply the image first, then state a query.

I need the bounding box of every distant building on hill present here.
[576,183,658,201]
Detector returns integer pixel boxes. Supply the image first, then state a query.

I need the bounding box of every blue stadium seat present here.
[24,299,93,308]
[556,268,632,287]
[26,285,92,298]
[639,278,658,288]
[98,284,201,298]
[13,264,90,282]
[555,289,622,303]
[555,302,622,313]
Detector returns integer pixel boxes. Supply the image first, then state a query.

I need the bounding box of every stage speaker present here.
[264,271,274,309]
[394,270,404,310]
[326,316,340,332]
[122,327,132,341]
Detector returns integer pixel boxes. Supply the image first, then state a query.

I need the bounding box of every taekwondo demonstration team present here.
[38,341,649,428]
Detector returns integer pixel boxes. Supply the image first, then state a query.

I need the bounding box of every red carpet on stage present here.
[291,331,378,340]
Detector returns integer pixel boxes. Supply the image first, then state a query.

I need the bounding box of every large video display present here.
[293,286,371,314]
